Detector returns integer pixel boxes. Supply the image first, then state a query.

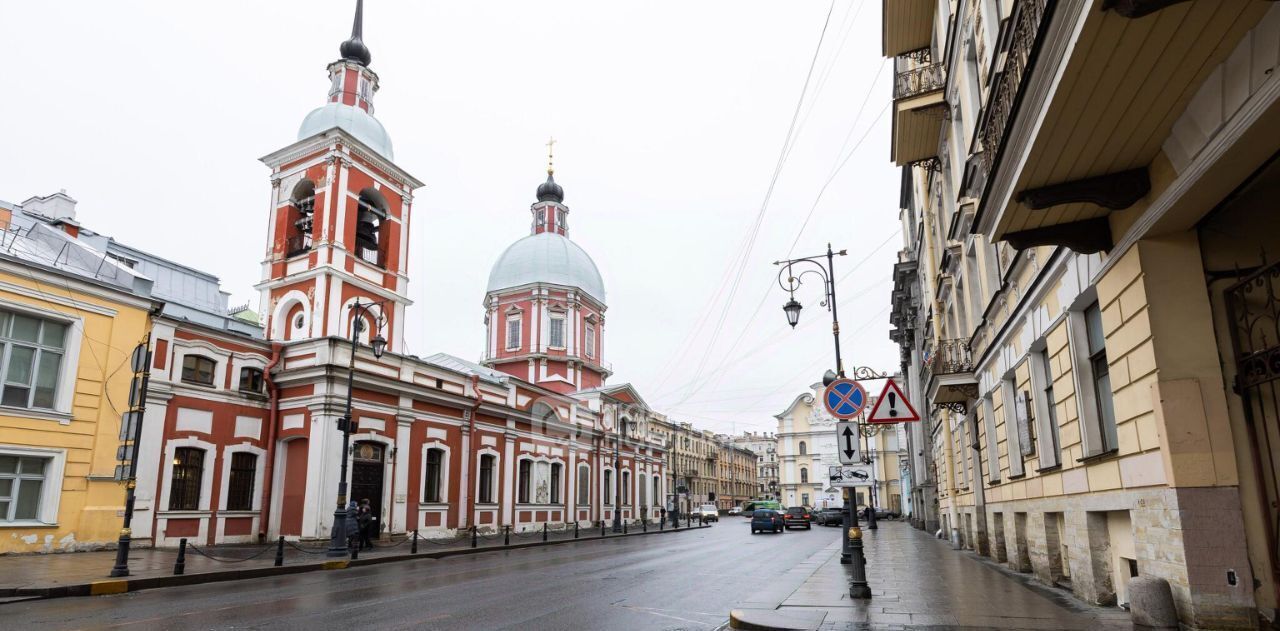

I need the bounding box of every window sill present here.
[0,405,71,425]
[474,503,499,508]
[1035,463,1063,474]
[1007,473,1027,480]
[515,503,566,508]
[218,510,258,517]
[1076,448,1119,465]
[179,380,218,390]
[0,521,58,528]
[987,478,1002,486]
[159,510,212,517]
[418,503,450,509]
[237,391,268,401]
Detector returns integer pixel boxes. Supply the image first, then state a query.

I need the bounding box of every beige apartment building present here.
[885,1,1280,628]
[731,431,779,500]
[715,438,758,510]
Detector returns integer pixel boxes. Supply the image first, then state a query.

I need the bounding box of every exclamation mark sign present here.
[888,392,898,417]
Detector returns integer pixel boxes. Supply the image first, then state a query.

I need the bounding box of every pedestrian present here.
[659,507,666,522]
[345,500,360,550]
[358,498,374,550]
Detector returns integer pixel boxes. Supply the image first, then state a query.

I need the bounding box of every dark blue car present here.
[750,509,784,534]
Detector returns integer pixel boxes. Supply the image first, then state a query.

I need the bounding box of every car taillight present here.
[804,514,810,519]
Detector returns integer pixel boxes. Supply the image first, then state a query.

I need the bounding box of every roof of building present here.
[0,217,152,298]
[421,352,509,385]
[297,102,394,160]
[487,232,605,304]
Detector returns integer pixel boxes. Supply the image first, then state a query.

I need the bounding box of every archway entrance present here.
[351,441,386,538]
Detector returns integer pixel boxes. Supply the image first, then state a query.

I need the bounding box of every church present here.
[106,2,670,546]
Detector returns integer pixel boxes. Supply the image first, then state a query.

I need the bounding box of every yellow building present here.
[0,195,157,553]
[886,1,1280,628]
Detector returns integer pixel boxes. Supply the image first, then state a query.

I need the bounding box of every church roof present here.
[297,102,394,160]
[487,232,605,304]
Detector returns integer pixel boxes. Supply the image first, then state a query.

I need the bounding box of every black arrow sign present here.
[841,426,856,460]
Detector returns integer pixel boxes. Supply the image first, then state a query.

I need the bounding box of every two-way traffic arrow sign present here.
[836,421,861,465]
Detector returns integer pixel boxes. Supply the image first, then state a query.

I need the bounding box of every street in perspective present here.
[1,1,1279,630]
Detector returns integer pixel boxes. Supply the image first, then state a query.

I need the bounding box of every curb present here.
[729,608,826,631]
[7,522,709,602]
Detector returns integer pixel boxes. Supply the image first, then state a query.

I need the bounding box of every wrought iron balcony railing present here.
[921,337,974,385]
[978,0,1048,175]
[894,61,945,100]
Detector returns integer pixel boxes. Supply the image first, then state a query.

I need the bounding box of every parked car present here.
[858,507,892,520]
[783,506,812,530]
[696,504,719,523]
[814,508,843,526]
[727,506,743,515]
[750,509,785,534]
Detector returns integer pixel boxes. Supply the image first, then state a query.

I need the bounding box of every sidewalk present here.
[0,519,696,601]
[731,521,1134,630]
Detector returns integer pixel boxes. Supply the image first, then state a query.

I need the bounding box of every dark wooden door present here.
[351,442,385,535]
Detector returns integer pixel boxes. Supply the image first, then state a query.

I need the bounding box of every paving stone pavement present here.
[741,521,1133,630]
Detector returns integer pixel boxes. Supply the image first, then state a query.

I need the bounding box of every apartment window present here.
[0,454,46,521]
[798,441,807,456]
[1084,303,1118,451]
[621,471,631,504]
[549,314,565,348]
[505,316,521,351]
[238,367,264,394]
[800,467,808,483]
[517,459,532,504]
[478,455,495,503]
[226,452,256,511]
[168,447,204,511]
[0,311,67,410]
[550,463,562,504]
[181,355,216,386]
[577,464,590,505]
[604,470,613,504]
[801,493,810,507]
[982,396,1000,482]
[652,476,659,506]
[584,325,596,359]
[424,448,444,503]
[1030,348,1062,468]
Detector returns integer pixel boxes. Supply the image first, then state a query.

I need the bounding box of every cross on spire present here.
[546,137,557,174]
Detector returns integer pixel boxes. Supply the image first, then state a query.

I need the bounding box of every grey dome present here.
[487,232,605,303]
[298,102,394,159]
[536,172,564,203]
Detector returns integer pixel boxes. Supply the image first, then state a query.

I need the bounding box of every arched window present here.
[478,454,496,504]
[287,180,316,257]
[517,459,532,504]
[355,188,388,266]
[604,470,613,505]
[653,476,660,507]
[800,467,809,484]
[550,463,562,504]
[424,448,444,503]
[169,447,205,510]
[181,355,216,386]
[577,465,591,505]
[621,471,631,504]
[226,452,257,511]
[239,367,264,393]
[798,441,807,455]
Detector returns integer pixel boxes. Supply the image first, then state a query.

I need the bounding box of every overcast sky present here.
[1,0,902,435]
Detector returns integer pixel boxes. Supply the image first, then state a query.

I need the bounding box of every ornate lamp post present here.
[327,299,388,558]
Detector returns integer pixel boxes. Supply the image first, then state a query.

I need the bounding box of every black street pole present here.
[612,422,626,533]
[110,338,152,578]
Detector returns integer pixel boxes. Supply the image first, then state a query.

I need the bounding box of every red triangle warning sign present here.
[866,379,920,423]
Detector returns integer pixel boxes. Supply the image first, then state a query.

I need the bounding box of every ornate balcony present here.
[891,49,947,166]
[922,337,977,410]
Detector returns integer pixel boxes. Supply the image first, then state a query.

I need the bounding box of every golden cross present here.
[546,136,556,174]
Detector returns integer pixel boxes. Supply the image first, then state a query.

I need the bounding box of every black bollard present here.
[274,536,285,567]
[174,538,187,575]
[601,520,606,537]
[574,521,579,539]
[471,526,478,549]
[504,525,510,546]
[623,520,628,535]
[411,529,418,554]
[660,517,665,531]
[542,523,548,542]
[643,518,647,533]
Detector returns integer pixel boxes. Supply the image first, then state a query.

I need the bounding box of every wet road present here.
[5,519,838,630]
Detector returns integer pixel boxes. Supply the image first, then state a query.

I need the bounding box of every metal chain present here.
[185,542,276,563]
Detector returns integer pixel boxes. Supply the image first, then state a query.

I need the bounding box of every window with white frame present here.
[0,310,68,410]
[549,313,565,348]
[621,470,630,504]
[169,447,205,511]
[226,452,257,511]
[1029,348,1061,468]
[1001,378,1025,477]
[0,453,47,522]
[424,448,445,503]
[584,324,595,359]
[982,396,1000,482]
[181,355,216,386]
[604,470,613,505]
[518,459,532,504]
[1084,302,1118,452]
[577,464,590,505]
[550,463,562,504]
[505,315,521,351]
[478,454,496,503]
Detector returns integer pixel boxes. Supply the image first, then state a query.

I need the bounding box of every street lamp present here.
[782,298,802,328]
[612,419,630,533]
[327,298,388,558]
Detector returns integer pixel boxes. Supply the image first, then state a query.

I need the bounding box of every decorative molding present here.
[1014,167,1150,210]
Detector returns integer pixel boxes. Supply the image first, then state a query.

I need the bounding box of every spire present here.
[339,0,373,67]
[546,136,556,175]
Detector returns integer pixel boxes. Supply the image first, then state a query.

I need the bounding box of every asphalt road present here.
[5,518,838,630]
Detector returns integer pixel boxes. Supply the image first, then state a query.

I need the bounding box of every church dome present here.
[487,232,605,303]
[536,172,564,203]
[297,102,394,160]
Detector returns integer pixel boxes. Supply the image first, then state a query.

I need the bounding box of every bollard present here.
[623,520,628,535]
[471,525,478,549]
[574,521,579,539]
[686,514,691,528]
[174,538,187,575]
[660,517,665,531]
[601,520,606,537]
[504,525,510,546]
[274,536,285,567]
[543,523,548,542]
[411,529,419,555]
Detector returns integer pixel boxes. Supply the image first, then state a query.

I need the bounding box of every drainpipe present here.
[258,342,284,541]
[463,375,481,529]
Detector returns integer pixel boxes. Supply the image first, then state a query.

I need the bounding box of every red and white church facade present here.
[123,3,669,547]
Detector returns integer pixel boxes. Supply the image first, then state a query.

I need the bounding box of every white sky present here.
[1,0,903,435]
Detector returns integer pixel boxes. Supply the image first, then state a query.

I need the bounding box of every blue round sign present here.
[823,379,867,419]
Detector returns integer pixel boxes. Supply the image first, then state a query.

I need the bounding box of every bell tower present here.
[256,0,423,351]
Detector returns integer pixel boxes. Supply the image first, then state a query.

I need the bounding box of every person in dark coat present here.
[345,500,360,550]
[358,498,374,550]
